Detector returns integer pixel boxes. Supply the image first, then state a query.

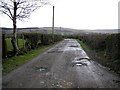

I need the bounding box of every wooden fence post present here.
[2,34,7,58]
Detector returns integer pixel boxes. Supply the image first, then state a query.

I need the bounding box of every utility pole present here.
[52,6,55,42]
[60,27,62,35]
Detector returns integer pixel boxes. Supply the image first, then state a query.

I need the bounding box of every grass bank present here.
[77,39,120,75]
[3,41,62,76]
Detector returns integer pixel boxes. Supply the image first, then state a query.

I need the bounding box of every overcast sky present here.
[0,0,119,29]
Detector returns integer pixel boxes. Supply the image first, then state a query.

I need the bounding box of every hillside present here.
[1,27,119,35]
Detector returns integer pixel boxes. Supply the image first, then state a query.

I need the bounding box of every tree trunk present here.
[11,1,19,55]
[11,30,19,55]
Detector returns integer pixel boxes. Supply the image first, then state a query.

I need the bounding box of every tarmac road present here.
[2,39,120,88]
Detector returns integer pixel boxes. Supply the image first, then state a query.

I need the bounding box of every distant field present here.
[6,38,25,51]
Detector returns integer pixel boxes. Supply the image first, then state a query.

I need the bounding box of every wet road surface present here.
[2,39,120,88]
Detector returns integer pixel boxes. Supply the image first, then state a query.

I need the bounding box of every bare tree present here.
[0,0,50,55]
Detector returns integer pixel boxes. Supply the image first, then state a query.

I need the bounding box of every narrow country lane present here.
[2,39,120,88]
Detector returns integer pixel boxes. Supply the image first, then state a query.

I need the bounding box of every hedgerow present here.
[78,33,120,74]
[2,33,63,58]
[64,33,120,74]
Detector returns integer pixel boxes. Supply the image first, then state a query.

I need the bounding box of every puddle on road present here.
[69,45,79,47]
[47,50,63,53]
[65,47,82,51]
[77,57,90,61]
[47,47,64,53]
[34,66,48,72]
[72,57,91,67]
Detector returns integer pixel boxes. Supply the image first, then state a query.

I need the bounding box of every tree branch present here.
[0,10,13,20]
[0,0,50,21]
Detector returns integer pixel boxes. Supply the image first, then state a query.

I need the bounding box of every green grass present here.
[77,40,90,50]
[6,38,13,51]
[3,41,62,76]
[6,38,25,51]
[18,38,25,49]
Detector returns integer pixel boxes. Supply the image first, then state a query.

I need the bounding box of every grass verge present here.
[3,41,62,76]
[77,39,106,62]
[77,39,120,75]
